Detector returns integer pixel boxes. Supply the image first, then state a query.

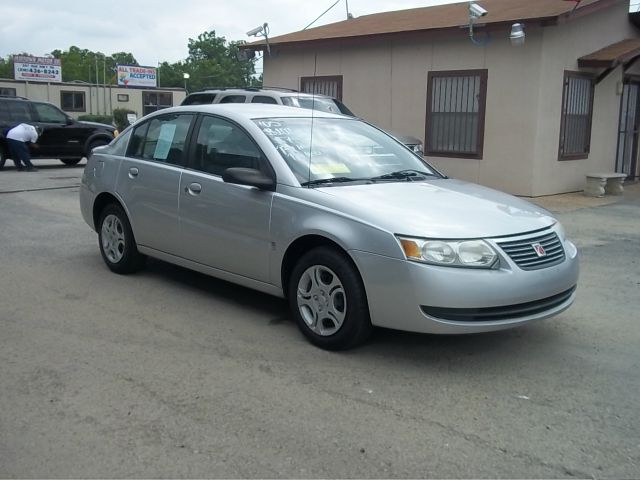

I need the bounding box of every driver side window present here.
[191,116,265,176]
[33,103,67,123]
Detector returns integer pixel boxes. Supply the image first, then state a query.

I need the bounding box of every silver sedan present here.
[80,104,579,350]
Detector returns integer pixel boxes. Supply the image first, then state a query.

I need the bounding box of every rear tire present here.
[60,158,82,166]
[98,203,146,274]
[288,247,372,350]
[0,144,7,170]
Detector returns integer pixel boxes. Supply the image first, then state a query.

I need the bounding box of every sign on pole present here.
[13,55,62,83]
[117,65,157,88]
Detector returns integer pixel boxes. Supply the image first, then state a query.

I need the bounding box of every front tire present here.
[288,247,372,350]
[98,204,146,274]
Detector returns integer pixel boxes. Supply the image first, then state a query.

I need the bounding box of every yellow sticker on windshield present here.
[310,163,351,174]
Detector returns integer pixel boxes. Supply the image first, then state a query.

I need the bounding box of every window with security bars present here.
[426,70,487,159]
[0,87,17,96]
[142,91,172,116]
[61,91,86,112]
[559,72,594,160]
[300,75,343,100]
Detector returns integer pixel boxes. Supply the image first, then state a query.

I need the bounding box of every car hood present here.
[79,120,115,131]
[313,179,555,238]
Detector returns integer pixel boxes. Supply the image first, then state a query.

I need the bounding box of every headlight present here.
[412,144,424,155]
[398,236,498,268]
[113,130,119,138]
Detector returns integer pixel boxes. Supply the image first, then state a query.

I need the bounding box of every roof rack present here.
[0,94,28,100]
[195,86,299,93]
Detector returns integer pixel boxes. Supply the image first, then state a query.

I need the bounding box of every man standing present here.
[5,123,40,172]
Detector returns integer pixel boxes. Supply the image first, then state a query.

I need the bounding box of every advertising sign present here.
[13,55,62,83]
[117,65,157,88]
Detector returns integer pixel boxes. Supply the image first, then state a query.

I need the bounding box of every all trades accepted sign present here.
[13,55,62,83]
[117,65,157,88]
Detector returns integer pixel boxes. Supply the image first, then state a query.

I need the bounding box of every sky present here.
[0,0,462,69]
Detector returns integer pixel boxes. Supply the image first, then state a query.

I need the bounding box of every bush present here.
[78,114,113,126]
[113,108,137,132]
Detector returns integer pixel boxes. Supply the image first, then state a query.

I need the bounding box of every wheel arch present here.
[281,234,360,299]
[92,192,126,231]
[83,133,113,156]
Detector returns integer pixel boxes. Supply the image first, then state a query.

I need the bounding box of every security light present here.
[510,23,525,47]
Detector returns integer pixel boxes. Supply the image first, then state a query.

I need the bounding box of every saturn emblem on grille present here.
[532,242,546,257]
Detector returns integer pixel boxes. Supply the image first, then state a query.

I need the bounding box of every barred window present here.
[426,70,487,159]
[301,75,343,100]
[142,91,172,116]
[559,72,594,160]
[61,91,85,112]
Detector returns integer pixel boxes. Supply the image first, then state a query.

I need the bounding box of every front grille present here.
[421,286,576,322]
[496,230,565,270]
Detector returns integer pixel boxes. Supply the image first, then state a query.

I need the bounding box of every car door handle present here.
[185,182,202,195]
[128,167,139,178]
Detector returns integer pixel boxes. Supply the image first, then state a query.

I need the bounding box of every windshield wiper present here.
[301,176,363,187]
[369,169,439,182]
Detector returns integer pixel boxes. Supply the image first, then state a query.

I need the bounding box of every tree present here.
[183,31,256,91]
[49,47,139,84]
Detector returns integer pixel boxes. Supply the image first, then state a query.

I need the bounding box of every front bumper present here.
[350,234,579,335]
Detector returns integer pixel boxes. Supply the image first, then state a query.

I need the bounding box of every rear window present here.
[181,93,217,105]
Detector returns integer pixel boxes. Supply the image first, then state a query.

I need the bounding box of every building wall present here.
[532,1,637,195]
[0,79,186,120]
[263,1,637,196]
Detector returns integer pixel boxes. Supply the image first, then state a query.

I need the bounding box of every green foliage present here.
[78,114,113,125]
[112,108,136,131]
[157,30,257,91]
[50,47,139,84]
[0,57,13,79]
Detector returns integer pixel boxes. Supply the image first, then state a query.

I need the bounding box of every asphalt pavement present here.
[0,160,639,478]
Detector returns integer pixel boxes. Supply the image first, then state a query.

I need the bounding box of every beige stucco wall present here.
[263,1,637,196]
[0,79,186,120]
[531,1,637,195]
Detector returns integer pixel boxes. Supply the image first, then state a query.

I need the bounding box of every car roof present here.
[150,103,348,121]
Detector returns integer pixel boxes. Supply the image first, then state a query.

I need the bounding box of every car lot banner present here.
[13,56,62,83]
[117,65,157,88]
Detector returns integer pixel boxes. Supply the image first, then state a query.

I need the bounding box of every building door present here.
[616,79,640,179]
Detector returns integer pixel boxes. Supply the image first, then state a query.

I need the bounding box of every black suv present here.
[0,95,117,168]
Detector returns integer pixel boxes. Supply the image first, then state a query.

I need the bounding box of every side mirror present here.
[222,167,275,191]
[66,117,74,125]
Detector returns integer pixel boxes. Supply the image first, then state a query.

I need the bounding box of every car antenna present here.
[306,53,318,187]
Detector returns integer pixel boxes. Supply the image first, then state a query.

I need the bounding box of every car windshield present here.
[254,117,440,185]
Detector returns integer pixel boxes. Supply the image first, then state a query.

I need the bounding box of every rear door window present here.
[127,114,194,165]
[251,95,278,104]
[182,93,217,105]
[5,101,33,123]
[219,95,246,104]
